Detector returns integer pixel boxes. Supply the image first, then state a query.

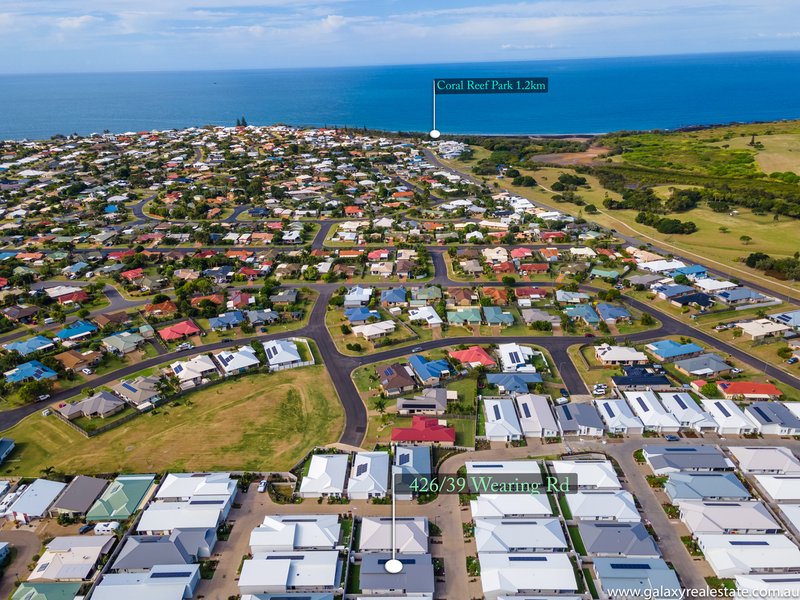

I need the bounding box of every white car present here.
[37,394,51,402]
[81,368,93,375]
[555,396,570,405]
[257,480,268,493]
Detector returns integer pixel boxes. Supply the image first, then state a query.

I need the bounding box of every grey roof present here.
[112,533,193,571]
[643,445,732,472]
[594,558,681,595]
[51,475,108,514]
[577,521,661,557]
[746,402,800,428]
[556,403,604,434]
[397,388,448,412]
[359,552,434,594]
[665,472,751,502]
[674,353,730,375]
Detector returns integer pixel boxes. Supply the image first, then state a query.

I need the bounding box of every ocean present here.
[1,52,799,140]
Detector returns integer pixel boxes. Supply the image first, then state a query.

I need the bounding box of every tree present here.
[700,382,719,398]
[17,379,54,403]
[641,313,656,326]
[718,226,729,234]
[740,235,752,245]
[372,396,388,415]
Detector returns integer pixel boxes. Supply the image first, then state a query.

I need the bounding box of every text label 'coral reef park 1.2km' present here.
[434,77,549,94]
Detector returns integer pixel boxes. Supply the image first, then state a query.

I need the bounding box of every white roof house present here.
[92,564,200,600]
[483,397,524,441]
[566,491,640,522]
[169,354,217,386]
[729,446,800,475]
[7,478,67,523]
[624,391,681,433]
[136,502,224,535]
[299,454,349,498]
[735,574,800,596]
[470,494,554,518]
[262,338,302,370]
[659,392,718,432]
[700,399,755,435]
[497,343,538,373]
[408,306,443,327]
[737,318,790,340]
[779,505,800,534]
[594,399,645,435]
[549,459,621,490]
[214,345,260,375]
[679,501,780,535]
[475,518,567,553]
[514,394,558,438]
[640,259,686,272]
[347,452,390,500]
[595,344,648,366]
[754,475,800,502]
[479,552,578,599]
[249,515,341,552]
[359,516,428,553]
[28,535,115,581]
[156,472,236,503]
[352,320,396,340]
[694,278,737,293]
[239,550,340,595]
[697,533,800,577]
[343,286,373,307]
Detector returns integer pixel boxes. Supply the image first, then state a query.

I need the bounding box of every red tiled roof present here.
[391,415,456,443]
[449,346,496,367]
[717,381,783,397]
[158,320,201,341]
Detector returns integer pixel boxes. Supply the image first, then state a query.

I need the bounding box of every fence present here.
[52,408,143,438]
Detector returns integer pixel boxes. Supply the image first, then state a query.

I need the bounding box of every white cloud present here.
[56,15,101,29]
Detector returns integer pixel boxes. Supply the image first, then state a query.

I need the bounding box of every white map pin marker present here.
[429,129,441,139]
[384,558,403,574]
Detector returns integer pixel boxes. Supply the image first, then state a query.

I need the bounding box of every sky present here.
[1,0,799,74]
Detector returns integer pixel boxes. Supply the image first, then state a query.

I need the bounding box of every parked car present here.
[787,357,799,365]
[583,333,595,338]
[411,347,422,353]
[78,524,94,534]
[555,396,570,405]
[81,368,93,375]
[257,480,268,493]
[730,368,743,375]
[559,388,570,398]
[664,434,680,442]
[37,394,51,402]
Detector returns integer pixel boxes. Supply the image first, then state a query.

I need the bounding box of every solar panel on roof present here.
[714,402,731,418]
[610,563,652,569]
[356,463,368,477]
[563,406,572,420]
[521,403,531,419]
[398,453,410,466]
[509,556,547,561]
[265,555,304,560]
[151,571,194,578]
[501,520,539,525]
[189,499,224,505]
[752,406,773,423]
[493,405,501,420]
[603,404,615,418]
[122,382,137,392]
[761,578,800,583]
[378,558,417,565]
[729,540,769,546]
[509,351,520,364]
[637,398,650,412]
[675,396,688,410]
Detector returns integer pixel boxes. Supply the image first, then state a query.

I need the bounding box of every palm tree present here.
[372,396,388,415]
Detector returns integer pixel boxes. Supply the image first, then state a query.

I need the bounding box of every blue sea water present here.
[1,52,799,140]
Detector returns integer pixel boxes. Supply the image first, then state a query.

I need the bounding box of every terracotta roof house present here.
[449,346,497,368]
[391,415,456,446]
[482,287,509,304]
[158,320,201,341]
[448,288,475,306]
[143,300,178,316]
[190,294,225,308]
[55,349,103,371]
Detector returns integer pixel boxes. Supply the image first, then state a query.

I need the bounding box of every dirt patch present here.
[530,145,610,166]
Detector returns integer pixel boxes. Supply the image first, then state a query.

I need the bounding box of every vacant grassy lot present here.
[1,366,343,476]
[711,133,800,175]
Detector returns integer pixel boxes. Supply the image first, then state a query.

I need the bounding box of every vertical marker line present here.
[432,80,437,131]
[391,443,397,560]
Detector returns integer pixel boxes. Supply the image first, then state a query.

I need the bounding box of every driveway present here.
[0,529,40,597]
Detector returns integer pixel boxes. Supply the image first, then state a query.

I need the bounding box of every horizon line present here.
[1,48,799,78]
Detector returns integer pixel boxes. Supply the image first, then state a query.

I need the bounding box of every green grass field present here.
[1,366,343,476]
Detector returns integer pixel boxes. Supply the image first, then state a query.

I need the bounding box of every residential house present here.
[555,403,605,437]
[59,391,126,420]
[111,375,162,408]
[215,346,261,376]
[298,454,348,498]
[595,344,648,366]
[515,394,558,438]
[391,415,456,446]
[408,355,451,386]
[378,363,417,396]
[483,397,523,442]
[102,331,144,355]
